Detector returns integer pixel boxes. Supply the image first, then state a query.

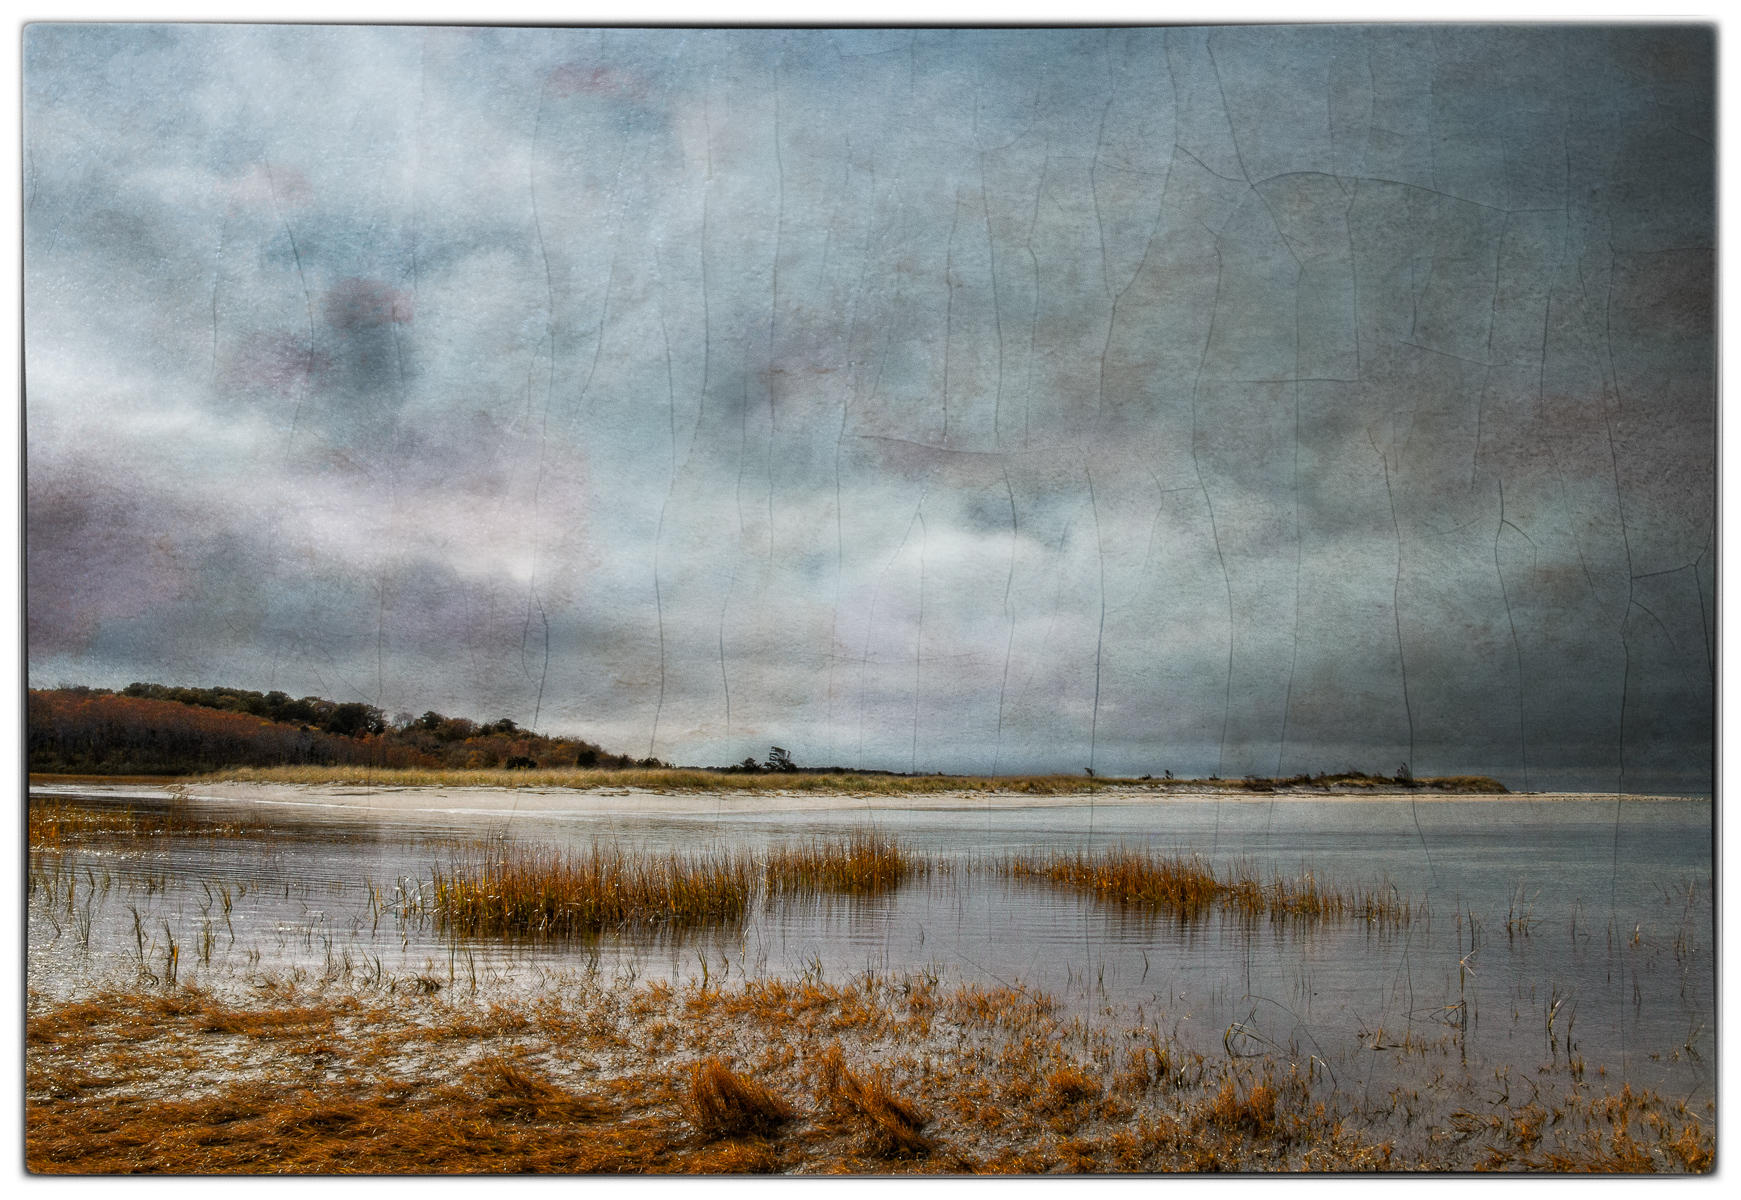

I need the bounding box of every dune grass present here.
[1003,848,1413,928]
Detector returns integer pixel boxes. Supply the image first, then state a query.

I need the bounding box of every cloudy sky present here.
[24,24,1714,790]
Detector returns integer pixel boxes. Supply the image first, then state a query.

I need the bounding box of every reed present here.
[762,832,921,897]
[1002,848,1412,928]
[427,842,755,939]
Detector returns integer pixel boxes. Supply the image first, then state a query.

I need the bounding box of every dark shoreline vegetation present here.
[25,800,1714,1173]
[27,685,1506,792]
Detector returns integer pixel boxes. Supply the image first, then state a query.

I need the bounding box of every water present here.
[27,786,1714,1107]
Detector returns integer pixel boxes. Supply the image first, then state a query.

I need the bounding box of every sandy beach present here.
[28,779,1697,819]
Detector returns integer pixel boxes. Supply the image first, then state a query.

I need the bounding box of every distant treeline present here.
[26,684,647,776]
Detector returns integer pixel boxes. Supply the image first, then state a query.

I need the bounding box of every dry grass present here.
[763,832,922,896]
[1003,848,1412,927]
[28,796,262,847]
[685,1058,794,1139]
[25,971,1711,1175]
[814,1045,932,1158]
[426,842,755,939]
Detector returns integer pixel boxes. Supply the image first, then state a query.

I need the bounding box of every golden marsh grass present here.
[762,832,922,896]
[427,843,757,939]
[28,796,263,847]
[1003,847,1414,927]
[25,971,1711,1174]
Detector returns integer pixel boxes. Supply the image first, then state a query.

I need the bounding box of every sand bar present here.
[28,779,1702,820]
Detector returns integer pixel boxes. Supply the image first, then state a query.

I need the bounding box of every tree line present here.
[27,684,646,775]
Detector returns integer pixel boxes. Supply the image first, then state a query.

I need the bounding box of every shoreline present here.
[27,778,1707,817]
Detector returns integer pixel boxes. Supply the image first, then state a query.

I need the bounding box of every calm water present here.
[28,788,1714,1105]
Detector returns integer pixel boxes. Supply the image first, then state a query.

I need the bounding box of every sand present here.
[27,779,1694,819]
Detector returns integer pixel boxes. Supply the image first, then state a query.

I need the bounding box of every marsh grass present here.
[426,843,756,939]
[814,1044,932,1158]
[1003,848,1413,928]
[685,1057,795,1139]
[28,796,262,847]
[763,833,922,896]
[26,971,1709,1174]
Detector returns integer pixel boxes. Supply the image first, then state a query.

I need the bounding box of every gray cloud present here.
[24,24,1714,792]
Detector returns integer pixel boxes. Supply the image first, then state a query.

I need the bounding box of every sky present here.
[22,24,1715,791]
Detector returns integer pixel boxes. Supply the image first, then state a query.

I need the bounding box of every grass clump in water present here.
[28,797,262,847]
[429,843,755,939]
[1004,848,1411,928]
[762,832,922,897]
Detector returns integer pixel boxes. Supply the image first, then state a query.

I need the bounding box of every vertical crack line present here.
[649,303,678,762]
[1486,211,1509,367]
[1024,151,1049,449]
[723,379,753,750]
[911,511,927,774]
[980,151,1006,449]
[208,202,227,388]
[1277,379,1302,779]
[943,189,960,445]
[410,33,426,300]
[263,159,315,456]
[525,81,557,731]
[576,125,634,418]
[859,489,929,769]
[1612,610,1632,918]
[258,156,314,682]
[760,72,784,583]
[1188,243,1234,779]
[1347,177,1362,379]
[1205,33,1252,185]
[1371,429,1431,883]
[373,572,387,709]
[1085,465,1108,775]
[1599,237,1634,895]
[1495,478,1530,790]
[827,166,878,763]
[1273,174,1305,781]
[1090,84,1115,429]
[993,463,1019,776]
[1695,528,1714,683]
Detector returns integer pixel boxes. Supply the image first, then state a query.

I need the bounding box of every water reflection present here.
[27,789,1713,1107]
